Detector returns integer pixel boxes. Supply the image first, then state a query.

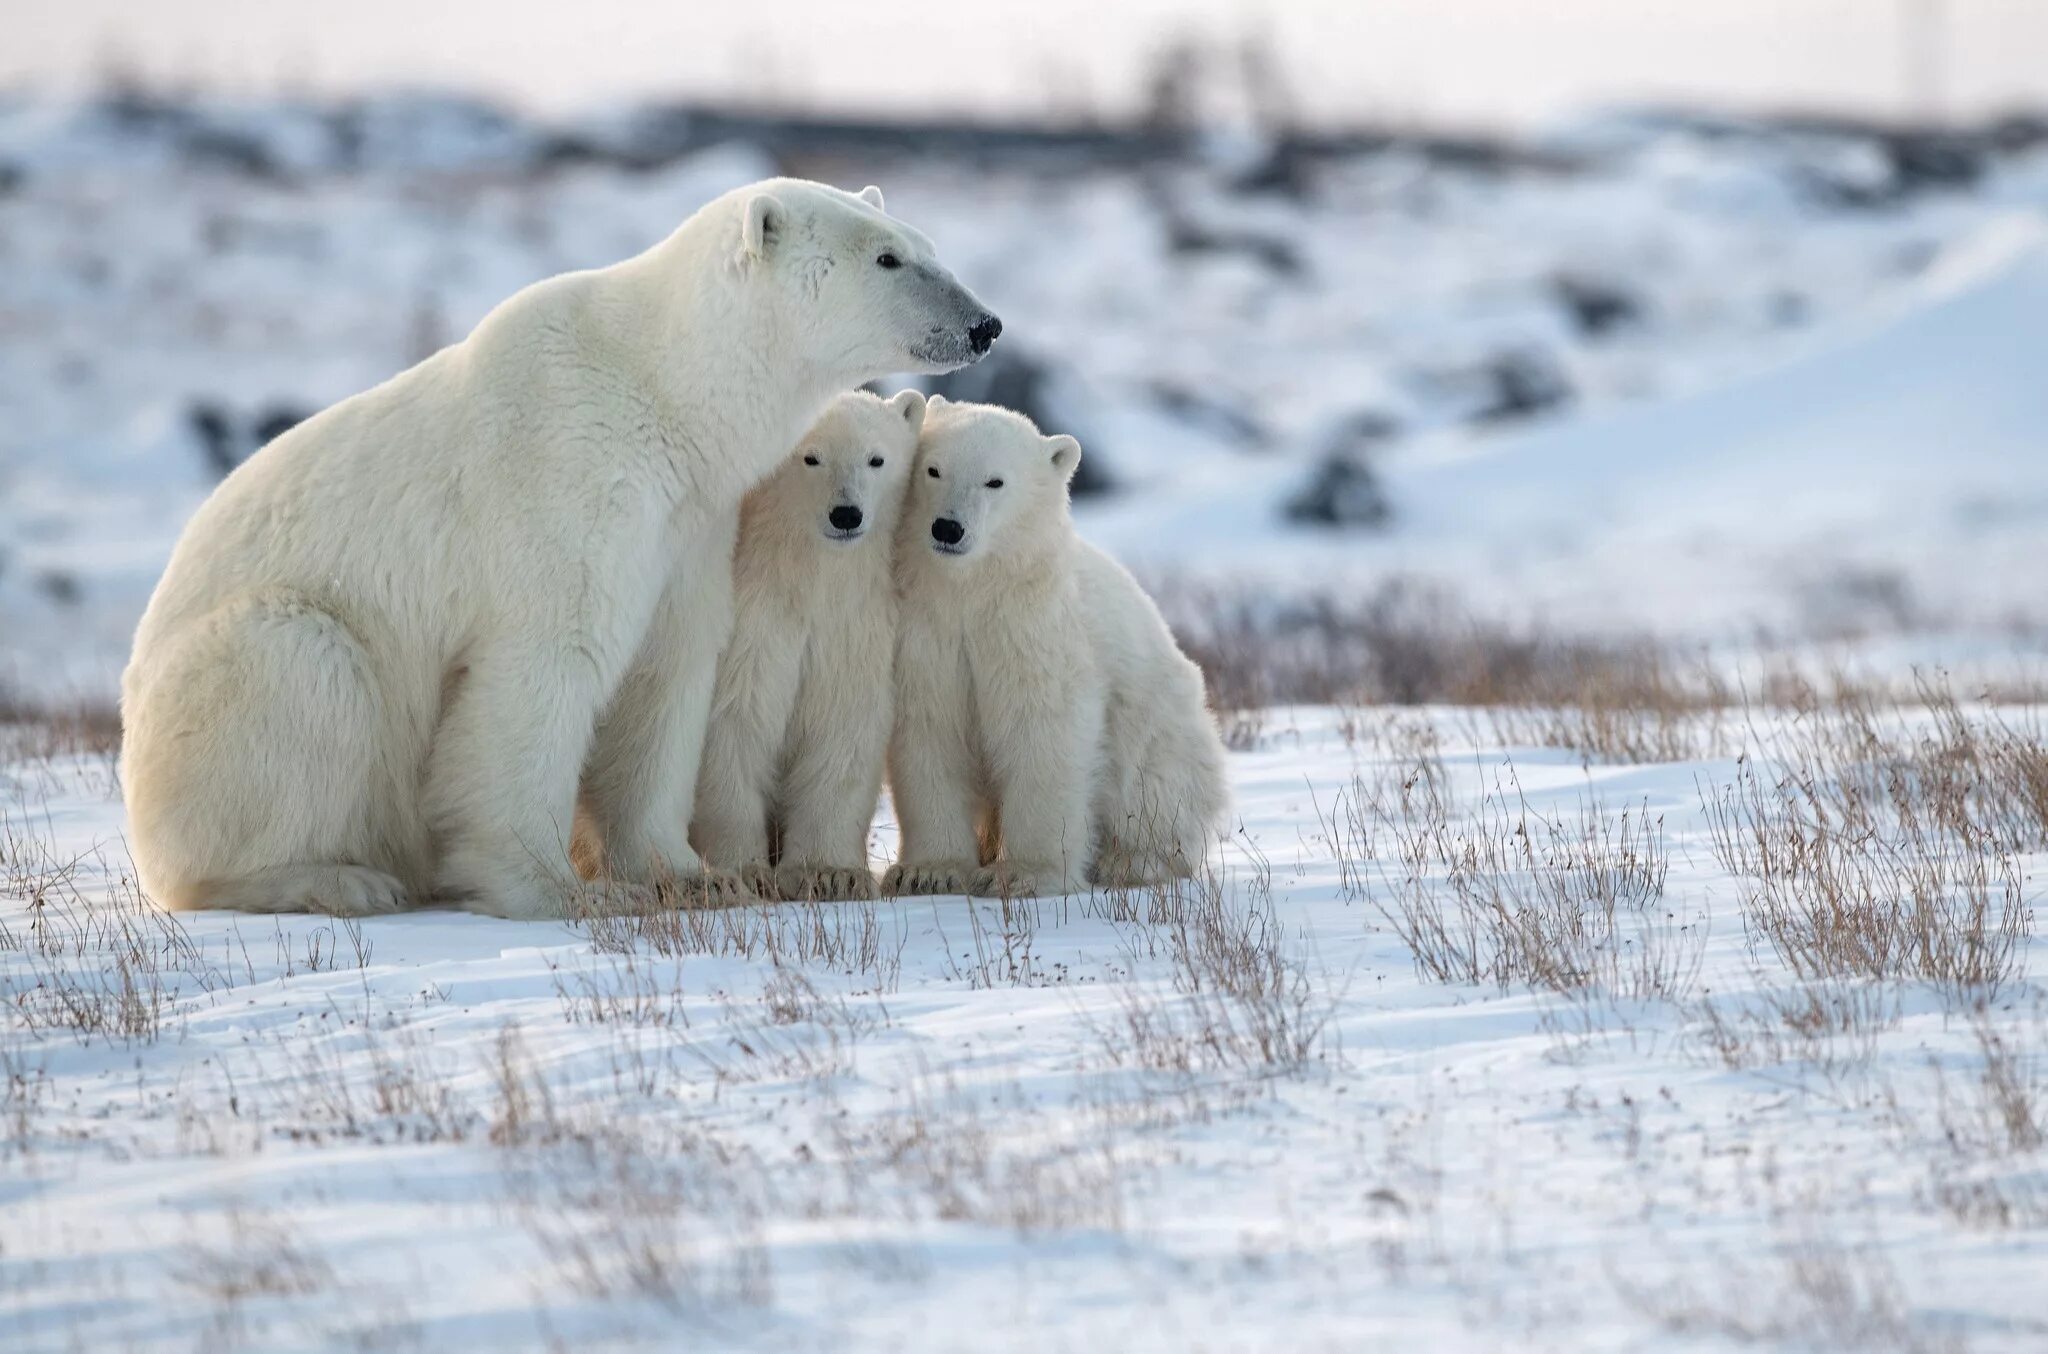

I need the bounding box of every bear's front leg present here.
[582,558,750,907]
[776,694,890,903]
[774,616,892,900]
[427,640,643,920]
[883,638,984,898]
[971,686,1103,899]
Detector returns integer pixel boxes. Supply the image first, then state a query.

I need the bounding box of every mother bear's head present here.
[713,178,1001,380]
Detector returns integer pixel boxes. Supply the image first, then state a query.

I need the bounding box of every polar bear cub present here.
[885,398,1228,898]
[691,389,926,899]
[121,178,999,919]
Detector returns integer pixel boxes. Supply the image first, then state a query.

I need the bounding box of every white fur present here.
[883,399,1229,898]
[121,178,996,919]
[690,388,926,900]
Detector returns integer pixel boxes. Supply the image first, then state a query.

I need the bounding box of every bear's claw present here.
[776,864,880,901]
[670,867,755,909]
[965,865,1042,898]
[881,862,975,897]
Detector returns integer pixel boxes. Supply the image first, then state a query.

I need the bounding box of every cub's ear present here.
[1047,434,1082,480]
[740,191,784,263]
[927,393,949,408]
[888,388,928,432]
[857,184,886,210]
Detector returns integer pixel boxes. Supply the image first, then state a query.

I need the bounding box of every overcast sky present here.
[8,0,2048,128]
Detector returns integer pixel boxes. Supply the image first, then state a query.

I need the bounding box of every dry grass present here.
[1087,847,1337,1076]
[1686,977,1901,1079]
[1613,1228,1960,1353]
[1704,687,2036,1006]
[1881,1009,2048,1232]
[494,1026,776,1313]
[171,1207,338,1350]
[572,889,906,994]
[1159,578,1733,761]
[0,685,122,768]
[0,823,218,1045]
[1320,748,1700,1001]
[832,1066,1133,1235]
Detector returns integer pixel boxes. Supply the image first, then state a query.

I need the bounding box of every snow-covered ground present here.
[6,96,2048,694]
[5,95,2048,1348]
[4,704,2046,1350]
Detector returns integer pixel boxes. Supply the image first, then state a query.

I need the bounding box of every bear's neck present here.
[601,250,842,513]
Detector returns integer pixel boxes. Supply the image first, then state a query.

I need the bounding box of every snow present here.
[5,95,2048,1346]
[1092,209,2048,635]
[4,711,2046,1350]
[6,99,2048,695]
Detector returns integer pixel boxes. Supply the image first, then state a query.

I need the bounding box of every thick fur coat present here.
[884,398,1228,898]
[691,388,926,899]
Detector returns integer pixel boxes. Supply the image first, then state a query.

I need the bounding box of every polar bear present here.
[883,398,1228,898]
[121,179,999,919]
[689,388,926,900]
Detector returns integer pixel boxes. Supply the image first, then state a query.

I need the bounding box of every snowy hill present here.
[4,94,2048,692]
[1090,212,2048,636]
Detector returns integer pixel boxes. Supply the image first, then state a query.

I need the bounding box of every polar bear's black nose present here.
[967,314,1002,356]
[829,505,863,532]
[932,517,965,546]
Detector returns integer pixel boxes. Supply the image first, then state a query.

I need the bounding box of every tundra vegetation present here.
[4,607,2044,1351]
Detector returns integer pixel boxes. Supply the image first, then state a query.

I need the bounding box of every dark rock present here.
[1769,290,1809,327]
[1229,138,1316,199]
[188,399,314,476]
[252,404,312,447]
[0,162,21,197]
[1467,350,1572,425]
[1883,130,1982,193]
[35,570,82,608]
[1147,380,1269,448]
[1552,274,1642,338]
[1165,217,1304,277]
[187,400,239,478]
[1781,118,1987,207]
[181,128,281,179]
[1282,411,1399,529]
[1989,113,2048,154]
[923,348,1112,497]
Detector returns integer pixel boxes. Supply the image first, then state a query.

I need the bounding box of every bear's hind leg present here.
[124,593,409,915]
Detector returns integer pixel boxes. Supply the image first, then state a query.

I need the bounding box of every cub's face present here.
[905,398,1081,565]
[787,390,925,545]
[740,182,1002,379]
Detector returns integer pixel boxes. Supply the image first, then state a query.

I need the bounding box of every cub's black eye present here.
[927,466,941,479]
[985,478,1005,490]
[868,456,885,468]
[802,454,820,467]
[877,252,902,269]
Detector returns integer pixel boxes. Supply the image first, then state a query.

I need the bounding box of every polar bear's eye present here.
[802,453,820,467]
[985,478,1005,490]
[868,456,885,468]
[927,466,940,479]
[876,252,902,270]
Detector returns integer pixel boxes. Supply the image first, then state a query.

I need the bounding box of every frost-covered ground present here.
[6,94,2048,1349]
[4,702,2047,1351]
[6,95,2048,693]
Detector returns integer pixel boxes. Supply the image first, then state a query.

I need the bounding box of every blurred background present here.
[5,0,2048,696]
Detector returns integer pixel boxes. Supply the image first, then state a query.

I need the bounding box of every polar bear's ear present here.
[888,388,928,432]
[741,192,784,263]
[858,184,886,211]
[1047,434,1083,480]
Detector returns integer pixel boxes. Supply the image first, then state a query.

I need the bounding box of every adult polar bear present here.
[121,179,999,919]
